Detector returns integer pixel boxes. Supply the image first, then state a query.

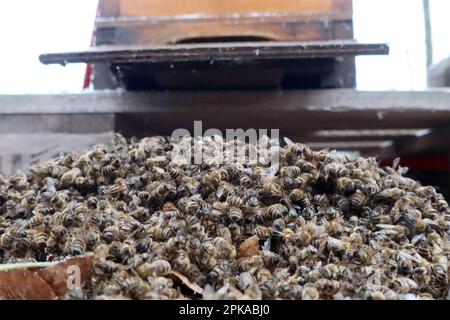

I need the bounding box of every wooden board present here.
[114,0,349,17]
[39,41,388,65]
[1,90,450,158]
[1,90,450,176]
[93,0,355,88]
[96,0,353,46]
[0,133,113,176]
[40,41,385,89]
[95,15,353,45]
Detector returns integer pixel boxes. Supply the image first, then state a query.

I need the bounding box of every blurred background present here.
[1,0,450,93]
[1,0,450,199]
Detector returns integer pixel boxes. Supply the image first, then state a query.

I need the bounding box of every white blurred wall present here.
[0,0,98,94]
[355,0,450,90]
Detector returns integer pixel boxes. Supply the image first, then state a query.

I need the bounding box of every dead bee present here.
[102,225,119,243]
[301,286,320,300]
[259,179,283,200]
[51,225,68,242]
[104,178,128,198]
[337,177,356,194]
[289,189,310,207]
[60,168,81,187]
[84,227,101,246]
[279,166,302,177]
[172,253,191,273]
[350,190,366,207]
[313,194,330,207]
[214,237,236,259]
[68,236,87,256]
[266,204,287,219]
[101,158,122,177]
[314,279,340,296]
[147,259,172,276]
[28,213,45,228]
[226,195,244,208]
[228,208,243,222]
[428,264,447,283]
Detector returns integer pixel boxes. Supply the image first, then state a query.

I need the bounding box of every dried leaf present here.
[38,254,94,297]
[237,235,261,258]
[0,269,57,300]
[168,271,203,296]
[0,254,93,300]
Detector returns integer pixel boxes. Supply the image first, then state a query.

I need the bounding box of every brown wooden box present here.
[94,0,355,89]
[97,0,353,45]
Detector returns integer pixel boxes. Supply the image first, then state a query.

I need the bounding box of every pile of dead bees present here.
[0,134,449,300]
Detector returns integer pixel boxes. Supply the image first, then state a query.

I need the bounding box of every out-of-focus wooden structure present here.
[97,0,353,45]
[92,0,358,90]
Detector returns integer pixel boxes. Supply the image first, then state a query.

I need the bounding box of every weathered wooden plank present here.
[0,115,115,134]
[0,133,114,176]
[39,41,388,65]
[116,0,344,17]
[96,18,352,45]
[1,90,449,115]
[1,90,449,156]
[395,126,450,155]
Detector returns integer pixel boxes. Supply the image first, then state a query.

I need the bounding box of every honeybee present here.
[51,225,68,242]
[228,208,243,222]
[314,279,340,296]
[147,259,172,276]
[84,227,101,246]
[428,264,447,283]
[389,277,419,294]
[301,285,320,300]
[226,195,244,208]
[296,160,316,173]
[324,207,340,221]
[271,218,286,231]
[104,178,128,198]
[133,191,148,203]
[28,213,45,228]
[119,242,135,261]
[259,179,283,200]
[214,237,236,259]
[266,204,287,219]
[102,158,122,177]
[102,225,119,243]
[216,225,232,240]
[337,177,356,194]
[33,232,49,250]
[350,190,366,207]
[228,223,242,240]
[279,166,301,177]
[239,175,253,188]
[172,253,191,273]
[208,265,227,283]
[60,168,81,187]
[69,236,86,256]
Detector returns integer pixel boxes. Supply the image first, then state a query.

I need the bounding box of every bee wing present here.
[392,157,401,169]
[397,166,409,175]
[398,250,421,263]
[261,239,271,251]
[283,137,294,145]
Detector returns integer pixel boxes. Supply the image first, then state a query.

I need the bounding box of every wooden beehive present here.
[97,0,353,45]
[94,0,355,89]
